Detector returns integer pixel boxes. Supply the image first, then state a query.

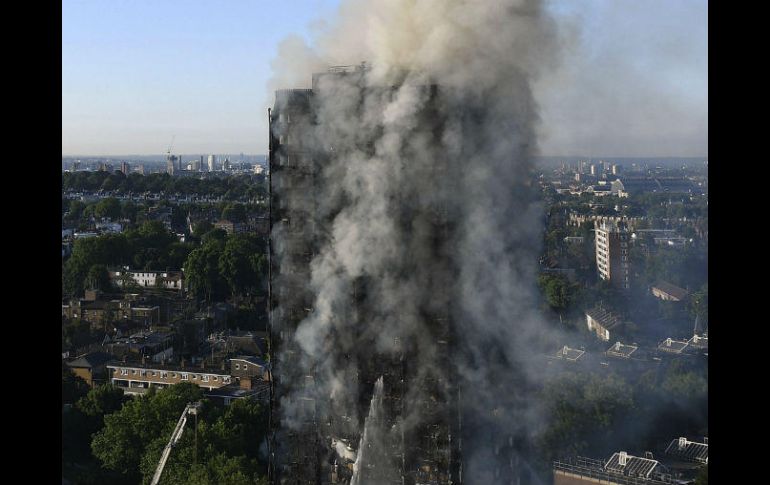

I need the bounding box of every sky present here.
[62,0,707,157]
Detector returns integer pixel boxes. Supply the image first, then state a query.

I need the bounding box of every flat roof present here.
[606,341,638,358]
[658,338,689,353]
[554,346,585,361]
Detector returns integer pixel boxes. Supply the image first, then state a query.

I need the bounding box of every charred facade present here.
[268,66,462,484]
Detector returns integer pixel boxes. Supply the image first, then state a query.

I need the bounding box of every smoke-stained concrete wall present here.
[268,1,567,483]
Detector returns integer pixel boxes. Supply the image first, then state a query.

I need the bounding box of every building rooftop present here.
[651,281,689,301]
[67,351,113,369]
[605,452,661,478]
[586,307,622,330]
[657,338,689,354]
[606,341,638,359]
[553,345,585,362]
[664,437,708,464]
[105,360,230,376]
[687,334,708,350]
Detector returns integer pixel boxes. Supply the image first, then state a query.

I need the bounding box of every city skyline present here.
[62,0,707,157]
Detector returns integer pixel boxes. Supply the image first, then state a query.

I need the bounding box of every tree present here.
[689,284,708,330]
[185,242,227,302]
[695,465,708,485]
[91,383,204,477]
[536,372,635,468]
[86,264,112,291]
[221,203,247,224]
[220,235,265,298]
[121,200,138,223]
[94,197,122,220]
[538,274,580,314]
[62,362,90,406]
[193,221,214,238]
[76,384,126,419]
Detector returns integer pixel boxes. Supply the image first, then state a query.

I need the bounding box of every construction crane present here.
[166,135,176,157]
[150,401,201,485]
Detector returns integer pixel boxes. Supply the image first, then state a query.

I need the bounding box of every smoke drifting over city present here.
[269,0,575,482]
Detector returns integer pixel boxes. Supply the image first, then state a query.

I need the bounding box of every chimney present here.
[703,437,708,445]
[618,452,627,466]
[678,437,687,450]
[644,452,653,460]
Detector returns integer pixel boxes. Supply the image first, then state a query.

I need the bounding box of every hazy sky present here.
[62,0,707,157]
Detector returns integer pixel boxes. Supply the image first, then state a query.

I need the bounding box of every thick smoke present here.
[270,0,567,483]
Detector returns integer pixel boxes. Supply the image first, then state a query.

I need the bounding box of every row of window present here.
[113,368,230,383]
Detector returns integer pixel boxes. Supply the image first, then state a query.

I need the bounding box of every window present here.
[235,364,240,370]
[120,369,128,376]
[161,371,168,378]
[132,370,137,375]
[191,374,197,380]
[212,376,218,381]
[201,375,210,382]
[181,373,189,380]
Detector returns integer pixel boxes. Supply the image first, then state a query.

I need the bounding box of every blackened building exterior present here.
[267,67,461,484]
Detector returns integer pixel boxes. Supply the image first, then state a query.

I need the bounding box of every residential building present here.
[554,453,672,485]
[66,351,113,387]
[109,268,184,291]
[269,69,461,484]
[214,219,246,235]
[651,281,689,302]
[107,361,233,394]
[208,154,216,172]
[595,220,630,289]
[586,307,622,341]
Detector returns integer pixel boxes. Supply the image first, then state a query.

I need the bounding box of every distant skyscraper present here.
[200,155,205,172]
[612,164,620,175]
[120,161,130,174]
[590,164,597,176]
[595,220,630,289]
[208,154,216,172]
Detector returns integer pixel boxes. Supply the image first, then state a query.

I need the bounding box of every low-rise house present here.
[230,355,271,387]
[651,281,689,302]
[107,361,233,395]
[106,330,175,363]
[585,307,623,341]
[109,268,184,291]
[214,219,246,235]
[563,236,584,244]
[95,221,123,234]
[66,351,113,387]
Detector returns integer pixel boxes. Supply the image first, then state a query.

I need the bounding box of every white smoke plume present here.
[269,0,568,482]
